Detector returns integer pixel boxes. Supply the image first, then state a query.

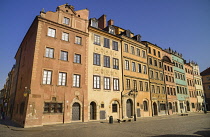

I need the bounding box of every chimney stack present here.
[108,19,114,26]
[98,14,106,29]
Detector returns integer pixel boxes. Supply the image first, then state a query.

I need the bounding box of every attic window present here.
[109,26,115,34]
[78,15,80,17]
[66,10,68,12]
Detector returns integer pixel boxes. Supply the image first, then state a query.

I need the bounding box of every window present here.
[138,64,142,73]
[75,36,82,45]
[74,54,81,64]
[43,70,52,85]
[124,44,128,52]
[47,28,56,37]
[166,75,168,81]
[58,72,67,86]
[133,80,137,90]
[148,47,151,53]
[44,102,63,113]
[104,55,110,68]
[180,103,184,109]
[131,46,135,54]
[60,51,68,61]
[143,65,147,74]
[113,78,119,91]
[94,34,100,45]
[132,62,136,72]
[45,47,54,58]
[126,79,130,89]
[154,60,157,66]
[145,82,149,92]
[73,74,80,87]
[143,101,148,111]
[125,60,129,70]
[162,87,165,94]
[113,58,119,69]
[109,27,115,34]
[112,41,118,51]
[159,62,162,68]
[150,70,154,79]
[160,104,166,110]
[149,58,152,65]
[136,48,140,56]
[160,73,163,81]
[139,81,143,91]
[93,53,100,66]
[142,50,146,58]
[63,17,70,25]
[153,49,156,56]
[104,38,110,48]
[157,86,160,93]
[93,75,100,89]
[62,32,69,41]
[151,85,155,93]
[112,103,117,112]
[104,77,110,90]
[158,51,161,58]
[156,72,159,80]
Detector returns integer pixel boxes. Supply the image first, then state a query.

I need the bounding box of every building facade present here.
[87,16,122,121]
[162,50,177,115]
[201,67,210,111]
[143,41,166,116]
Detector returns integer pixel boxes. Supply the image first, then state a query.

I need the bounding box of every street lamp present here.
[23,87,31,97]
[129,89,138,121]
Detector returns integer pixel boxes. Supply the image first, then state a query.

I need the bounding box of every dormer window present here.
[125,30,131,37]
[63,17,70,25]
[90,18,98,28]
[109,26,115,34]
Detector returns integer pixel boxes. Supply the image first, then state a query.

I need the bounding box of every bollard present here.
[109,116,113,124]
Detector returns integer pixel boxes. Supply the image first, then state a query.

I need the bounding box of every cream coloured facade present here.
[87,17,122,120]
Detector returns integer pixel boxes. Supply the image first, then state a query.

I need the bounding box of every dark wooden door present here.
[72,103,80,121]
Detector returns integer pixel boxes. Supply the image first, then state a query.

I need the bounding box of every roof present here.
[200,67,210,76]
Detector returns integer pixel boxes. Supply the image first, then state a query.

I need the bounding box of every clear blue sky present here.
[0,0,210,89]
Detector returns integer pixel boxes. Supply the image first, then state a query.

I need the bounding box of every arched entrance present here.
[153,102,158,116]
[126,99,133,118]
[72,102,80,121]
[90,102,97,120]
[186,101,190,111]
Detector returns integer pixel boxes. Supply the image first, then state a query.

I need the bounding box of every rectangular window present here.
[112,41,118,51]
[63,17,70,25]
[125,60,129,70]
[112,104,117,112]
[158,51,161,58]
[149,58,152,65]
[133,80,137,90]
[104,55,110,68]
[126,79,130,89]
[156,72,159,80]
[43,70,52,85]
[47,28,56,37]
[159,62,162,68]
[136,48,140,56]
[75,36,82,45]
[138,64,142,73]
[62,32,69,41]
[104,38,110,48]
[151,85,155,93]
[132,62,136,72]
[145,82,148,92]
[93,75,100,89]
[124,44,128,52]
[154,60,157,66]
[58,72,67,86]
[44,102,63,113]
[113,78,119,91]
[73,74,80,87]
[143,65,147,74]
[60,51,68,61]
[157,86,160,93]
[74,54,81,64]
[131,46,135,54]
[45,47,54,58]
[153,49,156,56]
[104,77,110,90]
[94,34,100,45]
[150,70,154,79]
[142,50,146,58]
[93,53,100,66]
[148,47,151,53]
[113,58,119,69]
[139,81,143,91]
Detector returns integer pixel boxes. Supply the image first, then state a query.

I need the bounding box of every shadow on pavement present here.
[0,118,22,128]
[151,128,210,137]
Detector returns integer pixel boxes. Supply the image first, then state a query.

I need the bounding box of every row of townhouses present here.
[0,4,205,127]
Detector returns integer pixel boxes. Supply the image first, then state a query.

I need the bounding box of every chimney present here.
[98,14,106,29]
[108,19,114,26]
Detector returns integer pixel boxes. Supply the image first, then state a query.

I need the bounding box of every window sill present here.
[46,35,57,39]
[73,62,82,65]
[44,56,55,59]
[59,59,69,62]
[74,43,82,46]
[60,39,70,43]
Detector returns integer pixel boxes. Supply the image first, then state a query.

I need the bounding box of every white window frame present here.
[45,47,54,58]
[60,51,68,61]
[104,77,110,90]
[75,36,82,45]
[113,78,119,91]
[74,54,81,64]
[132,62,136,72]
[93,75,100,89]
[58,72,67,86]
[94,34,100,45]
[47,28,56,37]
[73,74,80,87]
[63,17,70,25]
[125,60,129,70]
[43,70,52,85]
[62,32,69,41]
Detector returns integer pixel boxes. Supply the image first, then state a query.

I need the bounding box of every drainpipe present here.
[120,38,124,119]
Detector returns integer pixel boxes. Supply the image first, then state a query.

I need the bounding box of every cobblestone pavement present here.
[0,112,210,137]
